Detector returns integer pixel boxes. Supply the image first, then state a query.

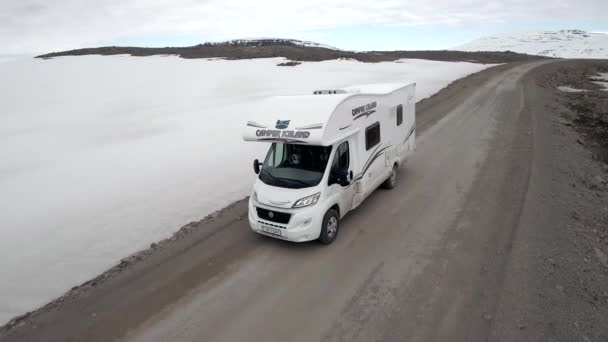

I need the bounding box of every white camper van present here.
[242,83,415,244]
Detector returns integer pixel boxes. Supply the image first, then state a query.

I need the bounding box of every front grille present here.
[256,207,291,224]
[258,221,286,229]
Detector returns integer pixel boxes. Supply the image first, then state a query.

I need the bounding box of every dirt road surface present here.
[2,60,607,342]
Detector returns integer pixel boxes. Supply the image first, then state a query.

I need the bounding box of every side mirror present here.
[331,169,350,186]
[339,177,350,187]
[253,159,260,174]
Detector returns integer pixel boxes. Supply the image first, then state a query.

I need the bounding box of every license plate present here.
[261,226,282,236]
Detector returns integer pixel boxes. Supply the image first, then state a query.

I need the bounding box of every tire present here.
[319,209,339,245]
[382,164,398,189]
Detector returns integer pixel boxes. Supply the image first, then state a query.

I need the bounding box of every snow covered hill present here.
[457,30,608,59]
[0,55,495,324]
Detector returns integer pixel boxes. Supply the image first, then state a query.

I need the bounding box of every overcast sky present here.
[1,0,607,54]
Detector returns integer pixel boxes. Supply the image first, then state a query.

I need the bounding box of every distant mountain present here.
[457,30,608,59]
[210,38,341,50]
[36,37,545,64]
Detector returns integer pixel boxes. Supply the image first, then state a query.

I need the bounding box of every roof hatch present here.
[313,89,347,95]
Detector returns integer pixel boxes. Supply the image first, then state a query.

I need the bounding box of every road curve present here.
[1,60,559,342]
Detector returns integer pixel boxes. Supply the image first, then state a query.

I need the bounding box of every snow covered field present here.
[458,30,608,59]
[0,55,493,324]
[592,73,608,91]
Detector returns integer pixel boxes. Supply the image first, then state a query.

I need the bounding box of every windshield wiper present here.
[261,168,313,188]
[278,177,313,187]
[260,168,288,186]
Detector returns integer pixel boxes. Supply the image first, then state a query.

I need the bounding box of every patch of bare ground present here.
[541,60,608,163]
[493,59,608,341]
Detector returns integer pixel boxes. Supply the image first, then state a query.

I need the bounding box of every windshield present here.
[259,143,332,189]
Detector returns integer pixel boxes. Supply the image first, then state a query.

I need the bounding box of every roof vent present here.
[313,89,347,95]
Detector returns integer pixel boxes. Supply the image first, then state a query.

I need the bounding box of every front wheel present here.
[319,209,339,245]
[382,165,398,189]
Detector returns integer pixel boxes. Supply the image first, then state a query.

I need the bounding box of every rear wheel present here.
[382,164,398,189]
[319,209,339,245]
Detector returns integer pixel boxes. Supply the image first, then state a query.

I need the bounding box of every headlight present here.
[292,192,321,208]
[252,191,258,202]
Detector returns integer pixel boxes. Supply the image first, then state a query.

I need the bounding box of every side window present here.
[331,141,350,172]
[266,143,285,167]
[365,122,381,150]
[396,105,403,126]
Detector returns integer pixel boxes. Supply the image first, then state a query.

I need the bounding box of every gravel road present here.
[2,59,607,342]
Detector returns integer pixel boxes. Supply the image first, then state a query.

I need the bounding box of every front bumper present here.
[248,198,321,242]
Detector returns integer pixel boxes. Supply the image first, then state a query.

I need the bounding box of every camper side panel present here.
[323,95,383,203]
[323,84,416,209]
[396,85,416,162]
[349,86,416,200]
[339,94,399,198]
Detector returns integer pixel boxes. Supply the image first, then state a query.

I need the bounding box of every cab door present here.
[327,140,355,215]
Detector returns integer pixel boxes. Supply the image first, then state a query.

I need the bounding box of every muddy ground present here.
[538,60,608,162]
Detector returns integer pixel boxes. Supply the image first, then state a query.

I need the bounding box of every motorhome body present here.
[242,83,416,244]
